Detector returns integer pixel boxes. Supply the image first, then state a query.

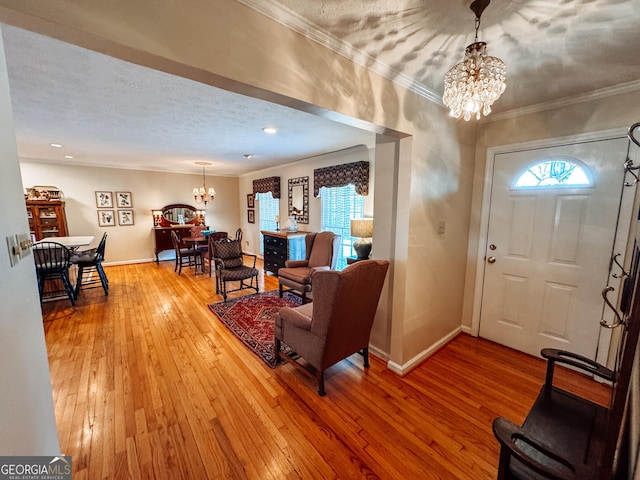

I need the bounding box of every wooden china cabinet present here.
[26,199,68,241]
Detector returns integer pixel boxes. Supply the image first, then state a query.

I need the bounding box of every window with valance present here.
[252,176,281,199]
[313,161,369,197]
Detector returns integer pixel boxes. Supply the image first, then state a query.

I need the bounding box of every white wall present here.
[0,25,60,455]
[20,161,240,264]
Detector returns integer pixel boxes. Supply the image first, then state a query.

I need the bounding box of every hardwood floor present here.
[41,260,610,479]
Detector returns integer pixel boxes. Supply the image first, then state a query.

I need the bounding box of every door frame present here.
[470,127,630,364]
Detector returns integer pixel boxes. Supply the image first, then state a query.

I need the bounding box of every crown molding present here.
[487,79,640,122]
[238,0,640,121]
[236,0,444,107]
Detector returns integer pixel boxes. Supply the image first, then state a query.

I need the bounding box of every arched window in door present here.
[513,159,593,189]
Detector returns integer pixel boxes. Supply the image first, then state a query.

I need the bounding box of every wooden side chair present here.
[211,239,258,301]
[170,230,200,275]
[206,231,229,276]
[33,241,76,305]
[70,232,109,296]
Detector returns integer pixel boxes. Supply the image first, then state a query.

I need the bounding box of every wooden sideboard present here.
[153,226,194,262]
[26,200,68,240]
[261,230,307,275]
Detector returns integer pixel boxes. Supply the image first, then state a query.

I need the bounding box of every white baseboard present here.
[104,251,263,268]
[103,258,155,266]
[368,344,389,362]
[387,327,462,376]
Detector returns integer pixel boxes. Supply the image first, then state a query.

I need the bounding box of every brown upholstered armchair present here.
[275,259,390,396]
[278,231,341,303]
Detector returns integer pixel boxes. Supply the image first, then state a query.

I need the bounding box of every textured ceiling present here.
[265,0,640,112]
[1,24,375,176]
[3,0,640,175]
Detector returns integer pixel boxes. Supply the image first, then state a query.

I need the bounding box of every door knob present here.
[487,256,496,264]
[489,244,497,250]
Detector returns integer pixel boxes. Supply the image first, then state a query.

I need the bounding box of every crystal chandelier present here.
[193,162,216,205]
[443,0,506,121]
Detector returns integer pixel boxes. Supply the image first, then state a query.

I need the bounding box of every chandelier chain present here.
[193,164,216,205]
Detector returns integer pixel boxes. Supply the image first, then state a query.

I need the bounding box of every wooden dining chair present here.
[70,232,109,296]
[33,241,76,305]
[170,230,200,275]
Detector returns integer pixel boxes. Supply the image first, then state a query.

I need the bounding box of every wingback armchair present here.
[278,231,340,303]
[275,259,390,395]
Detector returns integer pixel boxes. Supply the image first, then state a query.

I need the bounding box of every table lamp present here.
[196,210,206,226]
[152,210,163,227]
[350,218,374,260]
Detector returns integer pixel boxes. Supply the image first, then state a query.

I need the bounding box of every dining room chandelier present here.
[193,162,216,205]
[443,0,506,121]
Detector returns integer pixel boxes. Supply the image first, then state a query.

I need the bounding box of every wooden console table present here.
[153,225,193,263]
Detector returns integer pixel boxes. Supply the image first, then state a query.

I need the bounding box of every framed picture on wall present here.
[95,191,113,208]
[247,209,255,224]
[97,210,115,227]
[118,209,134,226]
[247,194,255,208]
[116,191,133,208]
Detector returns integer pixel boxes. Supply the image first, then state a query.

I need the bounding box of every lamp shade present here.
[350,219,373,238]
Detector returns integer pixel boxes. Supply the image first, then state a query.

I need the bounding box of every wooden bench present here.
[492,248,640,479]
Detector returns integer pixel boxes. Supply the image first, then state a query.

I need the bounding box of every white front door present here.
[479,137,631,358]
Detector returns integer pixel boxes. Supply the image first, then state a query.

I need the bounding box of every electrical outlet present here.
[437,220,446,235]
[6,235,20,267]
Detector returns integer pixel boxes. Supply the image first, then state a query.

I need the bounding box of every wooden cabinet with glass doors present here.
[26,200,68,240]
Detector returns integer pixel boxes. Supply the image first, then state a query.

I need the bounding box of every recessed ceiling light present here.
[262,127,278,134]
[64,155,74,159]
[50,143,63,148]
[243,154,255,159]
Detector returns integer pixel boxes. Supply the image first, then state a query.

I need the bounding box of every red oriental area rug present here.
[208,290,302,367]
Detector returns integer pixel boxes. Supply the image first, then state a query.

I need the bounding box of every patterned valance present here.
[252,176,281,199]
[313,161,369,197]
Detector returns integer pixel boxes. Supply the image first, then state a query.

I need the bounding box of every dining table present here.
[182,235,207,273]
[36,235,95,251]
[33,235,95,304]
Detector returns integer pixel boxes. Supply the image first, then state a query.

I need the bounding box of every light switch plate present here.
[6,235,19,267]
[17,232,33,259]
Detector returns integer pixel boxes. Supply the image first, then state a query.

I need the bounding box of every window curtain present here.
[313,161,369,197]
[252,176,281,199]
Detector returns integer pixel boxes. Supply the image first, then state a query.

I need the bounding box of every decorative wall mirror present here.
[288,176,309,224]
[158,204,198,227]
